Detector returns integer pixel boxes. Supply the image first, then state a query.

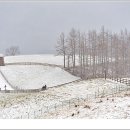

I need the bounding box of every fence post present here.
[104,69,106,80]
[86,94,88,101]
[47,106,49,113]
[84,98,86,104]
[28,112,29,119]
[34,111,35,119]
[123,79,125,84]
[78,97,79,105]
[127,79,128,85]
[119,85,120,92]
[55,104,57,111]
[41,108,42,115]
[117,77,119,82]
[98,88,99,98]
[112,88,114,97]
[69,100,70,109]
[120,78,121,83]
[95,92,96,99]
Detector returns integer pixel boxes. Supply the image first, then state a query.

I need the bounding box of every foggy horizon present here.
[0,1,130,55]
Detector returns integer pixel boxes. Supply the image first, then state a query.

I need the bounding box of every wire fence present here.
[5,62,61,68]
[1,67,130,119]
[13,77,130,119]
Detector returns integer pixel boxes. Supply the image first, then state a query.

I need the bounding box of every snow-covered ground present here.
[0,54,128,119]
[43,96,130,119]
[5,54,82,67]
[0,72,13,90]
[0,78,128,119]
[5,54,116,69]
[0,65,79,90]
[5,54,65,66]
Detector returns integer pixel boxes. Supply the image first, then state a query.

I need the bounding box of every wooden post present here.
[104,69,106,80]
[69,100,70,109]
[95,92,96,99]
[28,112,29,119]
[55,104,57,111]
[98,87,99,98]
[41,109,42,115]
[78,97,79,105]
[34,111,35,119]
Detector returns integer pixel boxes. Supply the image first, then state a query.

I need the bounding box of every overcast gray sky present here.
[0,1,130,54]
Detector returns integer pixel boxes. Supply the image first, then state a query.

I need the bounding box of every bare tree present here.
[68,28,77,73]
[56,26,130,79]
[5,46,20,56]
[56,32,66,68]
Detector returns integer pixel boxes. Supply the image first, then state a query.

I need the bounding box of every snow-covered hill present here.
[0,65,79,90]
[0,54,80,90]
[5,54,64,66]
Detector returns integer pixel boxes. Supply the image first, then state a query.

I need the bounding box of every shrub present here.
[84,105,90,109]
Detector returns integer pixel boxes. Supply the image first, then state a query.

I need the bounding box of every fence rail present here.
[5,62,62,68]
[12,78,130,119]
[0,88,42,93]
[1,66,130,118]
[110,77,130,86]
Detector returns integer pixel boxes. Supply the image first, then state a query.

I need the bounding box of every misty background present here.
[0,1,130,55]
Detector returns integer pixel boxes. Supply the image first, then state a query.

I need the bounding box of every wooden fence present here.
[12,82,130,119]
[5,62,62,68]
[110,77,130,86]
[0,88,43,93]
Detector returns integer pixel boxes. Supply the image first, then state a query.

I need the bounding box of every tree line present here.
[56,26,130,79]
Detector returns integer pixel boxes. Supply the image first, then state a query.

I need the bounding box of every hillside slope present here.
[0,65,79,90]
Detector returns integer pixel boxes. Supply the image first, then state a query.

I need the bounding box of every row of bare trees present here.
[56,26,130,79]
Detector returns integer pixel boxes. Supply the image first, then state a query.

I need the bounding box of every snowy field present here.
[5,54,65,66]
[0,54,129,119]
[5,54,94,67]
[0,72,13,90]
[0,78,128,119]
[43,96,130,119]
[0,65,79,90]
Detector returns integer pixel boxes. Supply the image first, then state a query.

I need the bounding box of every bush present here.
[84,105,90,109]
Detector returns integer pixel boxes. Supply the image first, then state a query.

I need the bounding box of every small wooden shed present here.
[0,54,4,66]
